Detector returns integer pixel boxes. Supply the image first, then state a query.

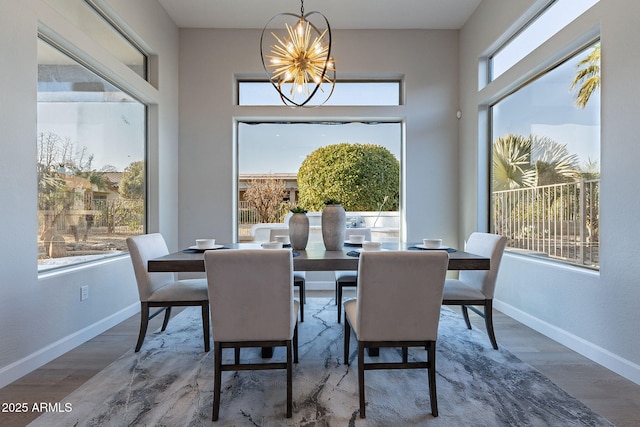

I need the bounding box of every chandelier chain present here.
[300,0,304,16]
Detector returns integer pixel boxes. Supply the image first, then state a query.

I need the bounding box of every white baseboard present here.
[494,299,640,386]
[0,303,139,389]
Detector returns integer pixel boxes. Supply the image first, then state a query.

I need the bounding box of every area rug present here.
[29,298,613,426]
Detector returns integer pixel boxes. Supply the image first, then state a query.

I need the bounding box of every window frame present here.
[37,34,148,274]
[487,38,601,270]
[236,79,404,106]
[487,0,599,84]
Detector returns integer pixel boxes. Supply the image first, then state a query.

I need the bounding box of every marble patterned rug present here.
[30,298,613,426]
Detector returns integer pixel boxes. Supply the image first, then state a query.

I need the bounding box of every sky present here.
[492,44,600,169]
[238,122,402,174]
[38,102,145,171]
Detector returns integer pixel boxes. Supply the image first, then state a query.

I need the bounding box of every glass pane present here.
[37,38,146,272]
[43,0,147,79]
[238,122,401,242]
[491,0,599,81]
[238,81,401,106]
[491,43,600,269]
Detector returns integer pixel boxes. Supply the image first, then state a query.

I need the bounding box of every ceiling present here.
[157,0,483,30]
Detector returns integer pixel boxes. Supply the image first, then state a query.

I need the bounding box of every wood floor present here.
[1,293,639,426]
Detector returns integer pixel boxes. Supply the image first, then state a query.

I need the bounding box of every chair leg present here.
[135,302,149,352]
[402,346,408,363]
[344,317,351,364]
[161,306,172,331]
[337,283,343,323]
[293,323,299,363]
[212,343,222,421]
[461,305,472,329]
[286,340,293,418]
[358,342,366,418]
[428,342,438,417]
[295,279,305,322]
[334,281,339,305]
[484,300,499,350]
[201,302,210,352]
[234,348,240,364]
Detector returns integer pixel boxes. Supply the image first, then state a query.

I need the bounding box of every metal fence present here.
[493,179,599,269]
[238,201,289,236]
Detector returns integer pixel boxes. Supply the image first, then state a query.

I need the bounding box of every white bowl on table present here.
[361,241,382,251]
[422,238,443,249]
[196,238,216,249]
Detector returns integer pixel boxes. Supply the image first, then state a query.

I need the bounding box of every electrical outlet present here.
[80,285,89,301]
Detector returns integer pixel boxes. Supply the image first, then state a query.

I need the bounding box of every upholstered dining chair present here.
[343,250,448,418]
[270,228,306,322]
[126,233,210,353]
[204,249,299,421]
[335,227,371,323]
[442,232,507,350]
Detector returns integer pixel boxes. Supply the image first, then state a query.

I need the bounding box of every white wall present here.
[460,0,640,383]
[0,0,180,387]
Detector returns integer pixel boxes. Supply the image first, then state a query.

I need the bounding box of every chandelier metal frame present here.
[260,0,336,107]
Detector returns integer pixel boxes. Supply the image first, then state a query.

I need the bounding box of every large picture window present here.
[237,121,401,243]
[37,37,146,272]
[491,42,600,269]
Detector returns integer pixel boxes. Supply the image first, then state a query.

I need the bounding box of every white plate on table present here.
[414,244,449,250]
[188,244,224,250]
[355,248,388,252]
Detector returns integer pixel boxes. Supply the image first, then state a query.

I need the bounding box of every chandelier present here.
[260,0,336,107]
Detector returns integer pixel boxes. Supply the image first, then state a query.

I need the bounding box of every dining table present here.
[147,241,490,273]
[148,241,490,358]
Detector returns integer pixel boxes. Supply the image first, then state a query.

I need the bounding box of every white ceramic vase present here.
[321,203,346,250]
[288,213,309,250]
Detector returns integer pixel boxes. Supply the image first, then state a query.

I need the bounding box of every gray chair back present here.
[355,250,448,342]
[205,249,295,342]
[126,233,176,301]
[458,232,508,298]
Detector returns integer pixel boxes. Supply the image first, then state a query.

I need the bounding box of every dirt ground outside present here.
[38,226,139,262]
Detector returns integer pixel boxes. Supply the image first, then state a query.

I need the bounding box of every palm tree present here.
[570,43,600,109]
[530,136,580,186]
[492,134,537,190]
[492,134,580,190]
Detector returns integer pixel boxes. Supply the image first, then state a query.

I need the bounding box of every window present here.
[238,81,402,106]
[490,0,599,82]
[37,37,146,272]
[490,42,600,269]
[43,0,148,79]
[237,122,401,243]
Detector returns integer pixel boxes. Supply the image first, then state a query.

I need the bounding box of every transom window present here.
[238,80,402,106]
[43,0,148,79]
[489,0,599,82]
